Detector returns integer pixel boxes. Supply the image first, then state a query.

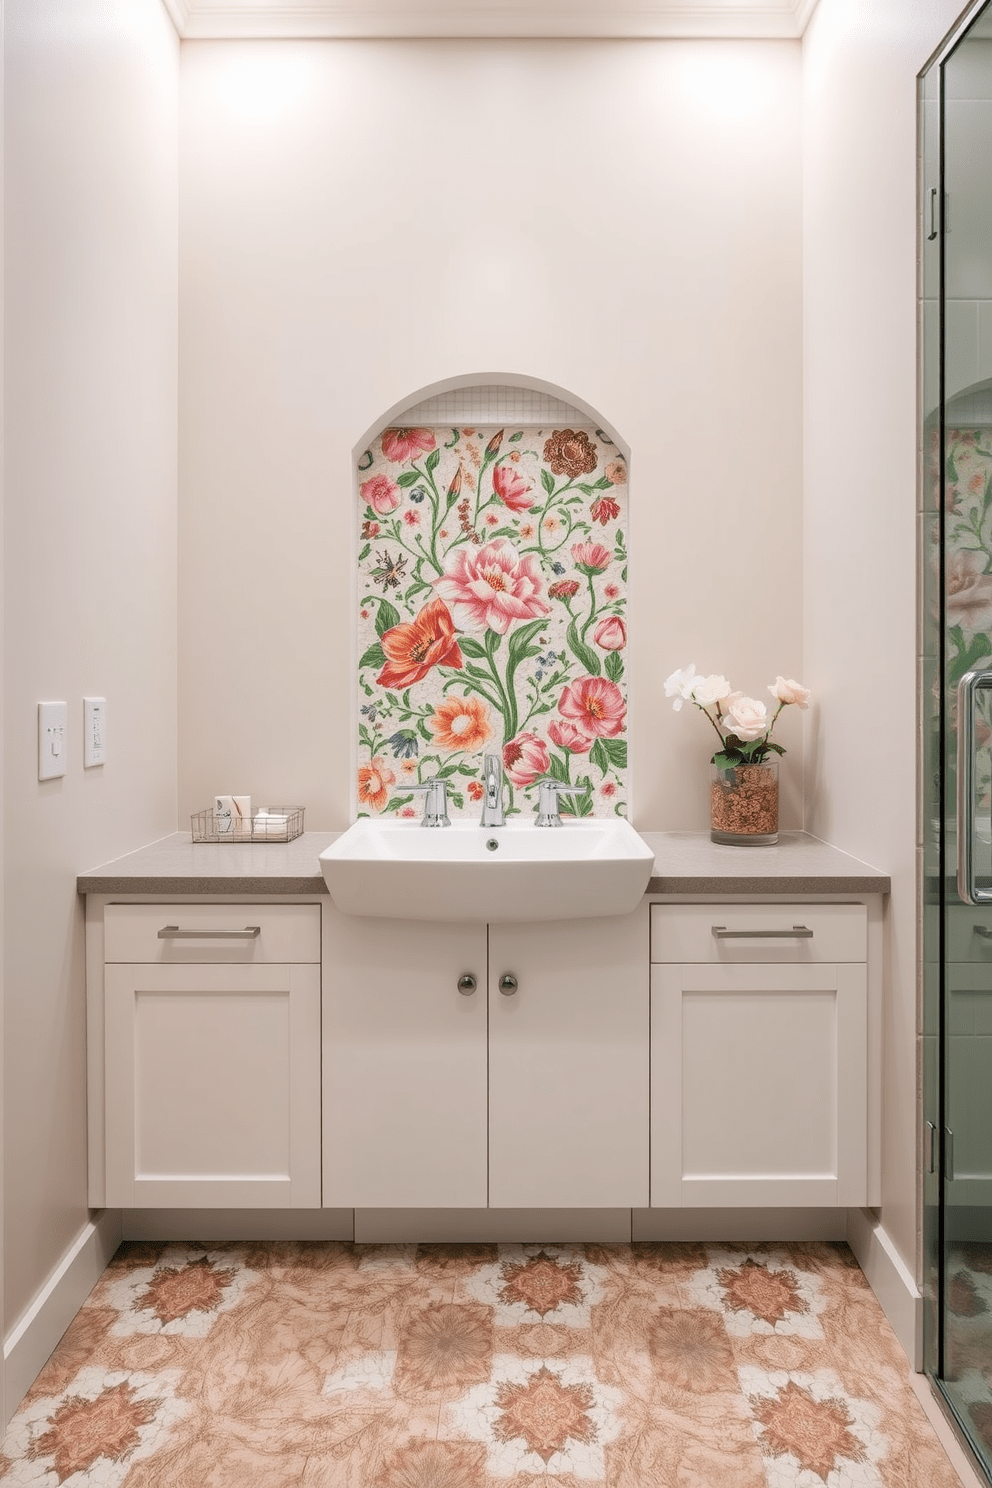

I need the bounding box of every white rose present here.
[723,693,769,741]
[664,663,697,712]
[769,676,811,709]
[692,674,732,706]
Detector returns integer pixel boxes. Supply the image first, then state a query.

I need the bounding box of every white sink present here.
[319,817,654,923]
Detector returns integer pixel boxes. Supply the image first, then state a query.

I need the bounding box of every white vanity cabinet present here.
[82,831,886,1226]
[321,903,649,1210]
[96,903,321,1209]
[650,902,871,1208]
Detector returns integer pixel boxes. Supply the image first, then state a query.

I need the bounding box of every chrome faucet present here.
[480,753,505,827]
[408,777,450,827]
[533,777,585,827]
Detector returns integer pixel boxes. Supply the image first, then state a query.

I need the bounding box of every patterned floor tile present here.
[0,1240,973,1487]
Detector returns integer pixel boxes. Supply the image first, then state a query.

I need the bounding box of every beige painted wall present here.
[801,0,963,1275]
[178,38,803,831]
[3,0,179,1330]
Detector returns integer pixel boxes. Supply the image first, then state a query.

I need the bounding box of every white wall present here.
[178,38,804,831]
[801,0,963,1275]
[3,0,179,1334]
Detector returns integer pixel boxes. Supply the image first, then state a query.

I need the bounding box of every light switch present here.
[38,701,67,781]
[84,697,106,767]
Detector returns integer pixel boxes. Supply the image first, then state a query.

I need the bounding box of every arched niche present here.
[353,376,630,822]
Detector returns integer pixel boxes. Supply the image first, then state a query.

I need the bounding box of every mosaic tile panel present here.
[0,1240,969,1487]
[356,424,629,820]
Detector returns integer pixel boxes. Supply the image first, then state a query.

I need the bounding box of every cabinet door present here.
[488,909,649,1209]
[105,962,320,1208]
[651,961,867,1207]
[322,911,488,1208]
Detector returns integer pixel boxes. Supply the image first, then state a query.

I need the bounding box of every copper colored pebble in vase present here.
[710,763,779,844]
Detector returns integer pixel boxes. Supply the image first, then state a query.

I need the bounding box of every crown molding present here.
[161,0,192,35]
[166,0,819,41]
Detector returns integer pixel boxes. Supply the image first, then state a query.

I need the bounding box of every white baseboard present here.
[846,1207,922,1369]
[632,1207,849,1242]
[3,1209,123,1427]
[121,1208,355,1242]
[354,1208,633,1243]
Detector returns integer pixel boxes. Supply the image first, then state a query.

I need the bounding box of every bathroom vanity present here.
[79,830,888,1233]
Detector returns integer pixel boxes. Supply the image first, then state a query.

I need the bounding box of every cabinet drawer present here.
[104,904,320,964]
[651,902,866,963]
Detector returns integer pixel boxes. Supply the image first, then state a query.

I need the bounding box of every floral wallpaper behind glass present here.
[943,427,992,819]
[355,425,628,820]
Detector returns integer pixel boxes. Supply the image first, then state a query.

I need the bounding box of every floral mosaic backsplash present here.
[356,424,628,819]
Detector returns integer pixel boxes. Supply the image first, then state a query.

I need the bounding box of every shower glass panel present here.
[923,7,992,1480]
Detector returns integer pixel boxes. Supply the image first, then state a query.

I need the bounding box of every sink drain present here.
[486,838,500,852]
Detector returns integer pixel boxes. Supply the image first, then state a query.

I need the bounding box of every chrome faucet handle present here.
[480,752,505,828]
[532,777,585,827]
[407,778,450,828]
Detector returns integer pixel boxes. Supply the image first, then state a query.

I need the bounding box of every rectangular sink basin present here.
[319,817,654,923]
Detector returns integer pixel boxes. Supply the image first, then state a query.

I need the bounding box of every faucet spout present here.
[480,753,505,827]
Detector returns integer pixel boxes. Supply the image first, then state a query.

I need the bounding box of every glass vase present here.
[709,758,779,845]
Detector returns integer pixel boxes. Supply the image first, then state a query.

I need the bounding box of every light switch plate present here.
[38,701,67,781]
[83,697,106,767]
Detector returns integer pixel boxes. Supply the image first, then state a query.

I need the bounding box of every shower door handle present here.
[956,670,992,904]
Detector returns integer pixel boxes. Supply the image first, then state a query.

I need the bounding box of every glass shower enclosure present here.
[922,6,992,1481]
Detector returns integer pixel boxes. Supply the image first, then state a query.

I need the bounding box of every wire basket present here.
[191,806,305,844]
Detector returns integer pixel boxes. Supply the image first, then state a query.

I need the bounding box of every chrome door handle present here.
[711,925,813,939]
[957,670,992,904]
[158,925,261,939]
[924,1120,938,1174]
[457,973,478,995]
[499,973,518,995]
[928,184,939,241]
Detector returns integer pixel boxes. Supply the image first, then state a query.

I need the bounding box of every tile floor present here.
[0,1239,974,1486]
[944,1242,992,1469]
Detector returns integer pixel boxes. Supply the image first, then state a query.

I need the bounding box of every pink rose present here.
[946,549,992,633]
[493,464,535,512]
[433,539,551,635]
[361,474,401,515]
[768,676,811,709]
[558,676,626,738]
[593,616,626,651]
[723,693,769,741]
[503,732,550,787]
[380,427,436,463]
[548,719,593,754]
[571,542,611,574]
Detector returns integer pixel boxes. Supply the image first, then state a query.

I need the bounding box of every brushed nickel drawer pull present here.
[711,925,813,940]
[158,925,261,940]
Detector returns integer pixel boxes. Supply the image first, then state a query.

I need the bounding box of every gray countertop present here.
[77,829,889,897]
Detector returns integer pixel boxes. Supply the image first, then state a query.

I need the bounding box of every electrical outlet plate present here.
[84,697,106,767]
[38,701,67,781]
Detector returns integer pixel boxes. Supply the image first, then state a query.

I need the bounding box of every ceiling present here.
[162,0,820,41]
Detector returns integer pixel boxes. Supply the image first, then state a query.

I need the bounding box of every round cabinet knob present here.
[499,973,518,996]
[457,974,478,995]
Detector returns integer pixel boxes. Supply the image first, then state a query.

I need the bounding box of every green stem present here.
[694,701,727,749]
[580,572,599,640]
[486,652,517,741]
[472,452,495,532]
[765,699,787,740]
